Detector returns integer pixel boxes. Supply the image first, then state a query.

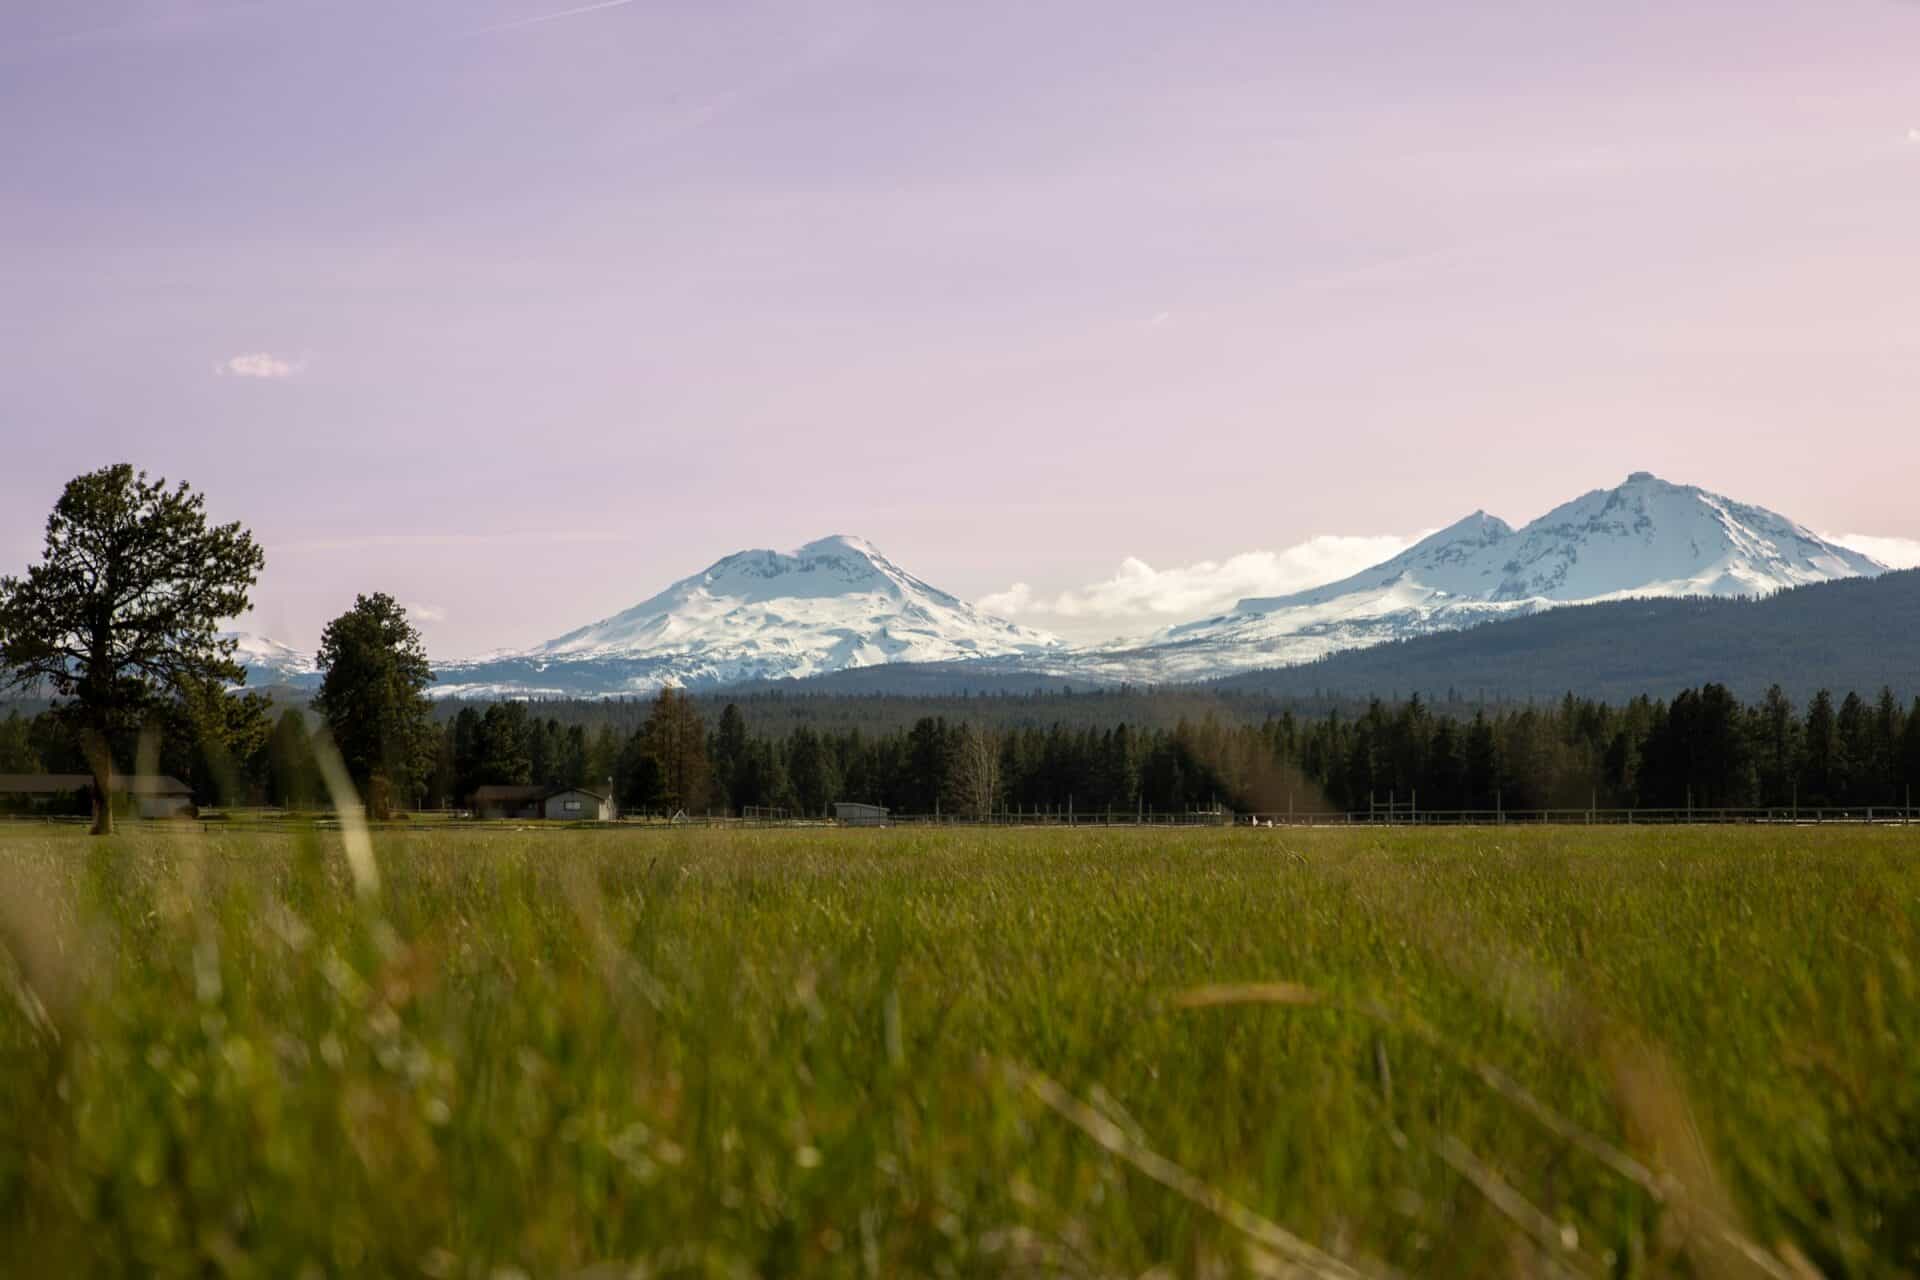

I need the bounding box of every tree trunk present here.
[91,753,114,836]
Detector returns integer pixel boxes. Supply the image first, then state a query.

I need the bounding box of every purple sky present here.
[6,0,1920,652]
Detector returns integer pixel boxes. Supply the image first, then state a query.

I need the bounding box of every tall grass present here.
[0,824,1914,1276]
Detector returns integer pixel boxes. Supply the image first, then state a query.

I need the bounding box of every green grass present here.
[0,824,1915,1277]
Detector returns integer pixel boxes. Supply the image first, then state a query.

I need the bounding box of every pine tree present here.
[640,687,711,814]
[312,593,437,814]
[786,726,841,816]
[1465,712,1498,810]
[450,707,483,801]
[714,704,749,813]
[1836,692,1869,805]
[0,465,263,832]
[475,703,533,787]
[1802,690,1839,806]
[1871,688,1904,805]
[1753,685,1798,807]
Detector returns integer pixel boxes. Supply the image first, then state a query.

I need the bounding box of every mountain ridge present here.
[224,473,1891,697]
[1081,471,1885,683]
[1206,568,1920,704]
[429,534,1061,698]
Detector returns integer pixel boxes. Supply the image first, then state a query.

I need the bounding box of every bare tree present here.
[954,722,1001,820]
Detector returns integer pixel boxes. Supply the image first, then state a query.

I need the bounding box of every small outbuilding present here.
[544,787,612,822]
[833,801,890,827]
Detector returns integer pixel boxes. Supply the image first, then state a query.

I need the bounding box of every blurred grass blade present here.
[998,1058,1377,1280]
[310,728,380,899]
[1434,1134,1595,1277]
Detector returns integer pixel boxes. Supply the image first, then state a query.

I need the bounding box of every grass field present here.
[0,824,1914,1278]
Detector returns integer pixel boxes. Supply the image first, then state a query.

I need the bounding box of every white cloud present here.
[977,582,1034,615]
[217,352,301,379]
[980,533,1422,643]
[406,602,449,623]
[1825,533,1920,570]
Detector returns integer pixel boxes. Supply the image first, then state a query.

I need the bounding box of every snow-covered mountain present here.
[216,475,1887,699]
[1078,472,1886,681]
[221,631,319,688]
[432,535,1062,697]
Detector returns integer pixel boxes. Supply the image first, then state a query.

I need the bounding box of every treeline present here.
[14,681,1917,816]
[660,683,1920,816]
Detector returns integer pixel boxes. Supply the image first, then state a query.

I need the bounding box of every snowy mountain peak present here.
[1505,472,1883,602]
[798,533,881,556]
[433,536,1060,697]
[219,631,317,686]
[693,534,951,607]
[1410,509,1516,554]
[1119,474,1886,685]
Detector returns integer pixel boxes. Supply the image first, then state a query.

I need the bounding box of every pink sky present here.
[5,0,1919,653]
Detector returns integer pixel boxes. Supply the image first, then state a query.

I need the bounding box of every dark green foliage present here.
[0,465,263,831]
[312,594,436,808]
[266,709,322,808]
[476,703,533,787]
[0,713,37,773]
[684,686,1913,816]
[11,680,1918,819]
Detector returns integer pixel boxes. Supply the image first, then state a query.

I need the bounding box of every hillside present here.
[1209,568,1920,703]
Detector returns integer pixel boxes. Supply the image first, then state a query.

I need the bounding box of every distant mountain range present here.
[227,472,1894,699]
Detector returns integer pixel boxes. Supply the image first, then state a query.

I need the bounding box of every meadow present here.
[0,823,1914,1278]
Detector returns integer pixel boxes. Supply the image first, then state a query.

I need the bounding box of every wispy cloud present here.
[1825,533,1920,570]
[406,602,449,623]
[467,0,641,36]
[979,533,1421,643]
[216,352,301,379]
